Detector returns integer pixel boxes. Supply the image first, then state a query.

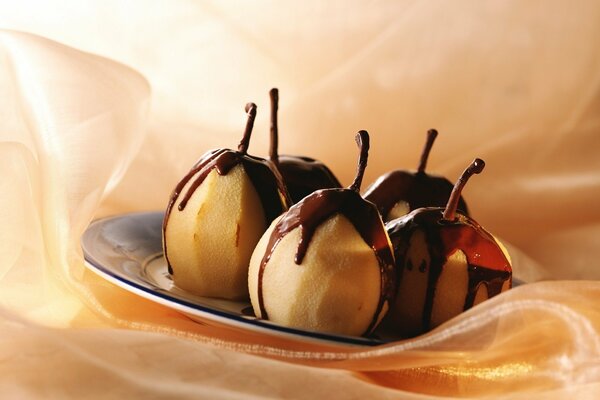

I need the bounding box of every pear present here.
[248,131,396,336]
[163,103,291,300]
[385,159,512,337]
[268,88,341,203]
[364,129,469,221]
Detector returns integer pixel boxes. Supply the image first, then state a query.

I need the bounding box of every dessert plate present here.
[81,211,387,346]
[82,211,524,347]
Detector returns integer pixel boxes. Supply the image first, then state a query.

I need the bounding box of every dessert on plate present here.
[162,103,290,300]
[248,131,396,336]
[161,96,513,340]
[384,158,512,337]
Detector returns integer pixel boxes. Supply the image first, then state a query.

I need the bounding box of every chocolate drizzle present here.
[256,131,396,335]
[363,129,468,219]
[386,158,510,334]
[162,103,291,275]
[387,210,511,332]
[268,88,341,203]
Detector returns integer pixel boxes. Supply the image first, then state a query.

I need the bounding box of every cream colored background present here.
[0,1,599,398]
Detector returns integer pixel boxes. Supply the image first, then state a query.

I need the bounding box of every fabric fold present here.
[0,1,599,397]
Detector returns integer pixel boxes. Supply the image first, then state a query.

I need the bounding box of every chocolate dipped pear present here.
[163,103,290,300]
[364,129,468,221]
[248,130,395,336]
[385,158,511,337]
[268,88,341,203]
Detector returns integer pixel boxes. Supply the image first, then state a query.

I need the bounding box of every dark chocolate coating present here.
[276,155,342,203]
[364,171,469,220]
[386,208,511,336]
[163,148,291,274]
[256,188,396,336]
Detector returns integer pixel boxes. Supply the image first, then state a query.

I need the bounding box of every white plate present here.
[81,211,387,346]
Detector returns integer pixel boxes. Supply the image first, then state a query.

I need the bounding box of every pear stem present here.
[269,88,279,163]
[443,158,485,221]
[417,129,438,174]
[349,130,370,192]
[238,103,257,154]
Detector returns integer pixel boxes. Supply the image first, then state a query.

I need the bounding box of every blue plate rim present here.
[81,211,386,347]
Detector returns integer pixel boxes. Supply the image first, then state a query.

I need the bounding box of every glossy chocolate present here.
[163,103,291,274]
[386,158,511,334]
[257,131,396,335]
[364,129,468,219]
[269,88,341,203]
[387,209,511,332]
[277,155,342,203]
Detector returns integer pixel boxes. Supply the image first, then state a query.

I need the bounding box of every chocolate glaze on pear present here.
[269,88,341,203]
[386,159,511,335]
[163,103,291,275]
[255,130,396,335]
[364,129,468,221]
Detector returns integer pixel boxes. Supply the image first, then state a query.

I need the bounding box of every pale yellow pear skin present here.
[391,230,511,336]
[164,164,266,300]
[248,214,385,336]
[386,200,410,221]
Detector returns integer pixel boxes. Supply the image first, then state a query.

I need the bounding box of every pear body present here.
[249,214,385,336]
[386,209,512,337]
[165,164,267,299]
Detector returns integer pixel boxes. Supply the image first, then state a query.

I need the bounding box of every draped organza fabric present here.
[0,1,600,398]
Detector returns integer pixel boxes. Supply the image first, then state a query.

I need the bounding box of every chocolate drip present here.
[387,209,511,333]
[364,172,469,218]
[256,189,395,335]
[162,148,290,274]
[162,101,291,275]
[162,148,222,274]
[463,266,510,309]
[178,151,239,211]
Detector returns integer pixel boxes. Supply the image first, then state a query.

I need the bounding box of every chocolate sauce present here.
[364,171,468,219]
[162,103,291,275]
[256,131,395,335]
[162,148,290,274]
[268,88,341,203]
[363,129,468,219]
[387,210,511,333]
[256,189,396,335]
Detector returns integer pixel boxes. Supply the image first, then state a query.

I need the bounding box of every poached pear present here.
[385,158,512,337]
[163,103,291,300]
[268,88,341,203]
[364,129,469,221]
[248,130,396,336]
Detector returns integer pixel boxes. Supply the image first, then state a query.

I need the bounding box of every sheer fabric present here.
[0,2,599,398]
